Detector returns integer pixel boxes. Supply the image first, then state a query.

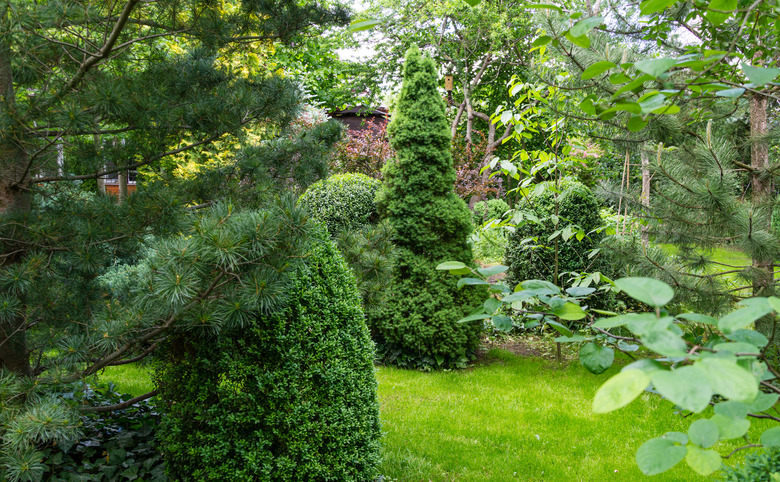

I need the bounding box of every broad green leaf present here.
[718,302,773,333]
[570,16,604,37]
[555,302,587,320]
[710,414,750,439]
[566,286,596,297]
[484,298,501,313]
[706,0,737,25]
[769,296,780,313]
[623,358,665,375]
[634,58,678,77]
[593,369,650,413]
[436,261,467,271]
[580,343,614,374]
[713,341,760,356]
[688,419,719,448]
[685,445,721,476]
[609,72,632,84]
[521,280,561,294]
[627,115,648,132]
[639,0,679,16]
[761,427,780,447]
[749,392,779,413]
[639,93,666,113]
[651,104,681,115]
[615,277,674,307]
[347,19,381,32]
[491,315,513,331]
[650,365,712,413]
[714,400,749,419]
[478,265,508,277]
[462,0,481,6]
[457,313,492,323]
[741,64,780,86]
[715,87,745,98]
[457,278,489,289]
[546,320,573,337]
[628,315,674,336]
[593,313,656,329]
[641,327,688,357]
[613,74,654,97]
[582,61,617,80]
[532,36,553,47]
[636,437,686,475]
[676,313,717,325]
[579,97,596,115]
[701,358,758,403]
[564,31,590,49]
[501,290,537,303]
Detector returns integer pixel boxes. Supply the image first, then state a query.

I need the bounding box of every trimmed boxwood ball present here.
[472,199,510,225]
[154,225,381,481]
[299,173,381,235]
[505,181,605,290]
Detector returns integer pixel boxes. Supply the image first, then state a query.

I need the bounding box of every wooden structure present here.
[327,106,389,135]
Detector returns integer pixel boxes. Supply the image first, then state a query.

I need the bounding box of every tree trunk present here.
[749,92,776,340]
[0,37,33,375]
[640,144,650,247]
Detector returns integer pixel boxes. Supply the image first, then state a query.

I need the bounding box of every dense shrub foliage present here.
[154,225,381,481]
[373,46,484,368]
[721,449,780,481]
[299,173,381,235]
[505,181,606,289]
[472,199,510,225]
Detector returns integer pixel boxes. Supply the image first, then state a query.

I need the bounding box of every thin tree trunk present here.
[640,144,650,247]
[749,91,775,340]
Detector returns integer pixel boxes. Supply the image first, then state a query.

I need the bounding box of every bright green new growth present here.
[155,223,381,480]
[299,173,381,235]
[372,46,483,368]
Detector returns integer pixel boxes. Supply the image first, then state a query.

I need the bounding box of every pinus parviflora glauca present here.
[372,46,484,368]
[0,0,356,478]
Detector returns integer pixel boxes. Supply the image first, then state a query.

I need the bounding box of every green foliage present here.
[335,220,396,320]
[721,448,780,481]
[299,173,381,235]
[154,224,381,481]
[504,181,606,288]
[41,385,166,481]
[472,199,510,225]
[372,46,484,368]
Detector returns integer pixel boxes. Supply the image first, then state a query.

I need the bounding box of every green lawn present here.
[101,349,770,481]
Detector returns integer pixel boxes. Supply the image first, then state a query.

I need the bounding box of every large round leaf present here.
[615,277,674,308]
[700,358,758,403]
[593,369,649,413]
[761,427,780,447]
[685,445,721,476]
[636,437,686,475]
[579,343,614,375]
[688,419,719,449]
[650,365,712,413]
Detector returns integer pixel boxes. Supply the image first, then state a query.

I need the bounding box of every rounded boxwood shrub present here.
[154,224,381,481]
[505,181,605,290]
[472,198,510,225]
[299,173,381,235]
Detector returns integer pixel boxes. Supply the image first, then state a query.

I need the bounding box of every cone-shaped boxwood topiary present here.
[154,223,381,481]
[299,173,381,235]
[505,181,605,290]
[372,46,484,368]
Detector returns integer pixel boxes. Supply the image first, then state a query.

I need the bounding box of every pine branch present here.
[81,390,159,413]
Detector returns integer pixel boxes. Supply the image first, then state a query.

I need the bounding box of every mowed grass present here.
[101,349,771,481]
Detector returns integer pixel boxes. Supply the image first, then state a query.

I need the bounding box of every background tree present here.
[372,45,483,368]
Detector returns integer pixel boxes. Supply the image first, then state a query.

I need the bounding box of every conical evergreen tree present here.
[372,46,483,368]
